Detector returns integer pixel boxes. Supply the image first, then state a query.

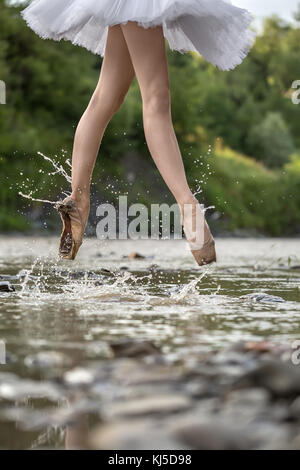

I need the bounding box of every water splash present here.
[18,151,71,205]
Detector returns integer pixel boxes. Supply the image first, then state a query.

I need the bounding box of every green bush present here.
[247,112,295,168]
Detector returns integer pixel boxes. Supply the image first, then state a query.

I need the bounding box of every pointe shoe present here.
[55,197,86,260]
[180,202,217,267]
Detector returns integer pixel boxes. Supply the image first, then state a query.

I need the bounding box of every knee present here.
[143,87,171,117]
[90,89,126,117]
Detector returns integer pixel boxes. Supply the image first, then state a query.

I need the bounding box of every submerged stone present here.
[0,281,15,293]
[235,361,300,398]
[24,351,71,369]
[109,340,161,358]
[239,292,285,303]
[103,394,192,418]
[128,252,145,260]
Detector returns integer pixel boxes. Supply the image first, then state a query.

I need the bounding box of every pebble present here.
[103,394,192,418]
[109,340,161,358]
[64,367,96,386]
[239,292,285,303]
[128,252,145,260]
[89,420,184,450]
[24,351,71,369]
[235,360,300,398]
[168,418,253,450]
[0,281,15,293]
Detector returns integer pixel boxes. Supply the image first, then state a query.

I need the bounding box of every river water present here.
[0,236,299,449]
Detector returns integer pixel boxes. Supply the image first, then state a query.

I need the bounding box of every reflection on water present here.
[0,236,299,449]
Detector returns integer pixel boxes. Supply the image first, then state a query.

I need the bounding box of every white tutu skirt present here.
[21,0,256,71]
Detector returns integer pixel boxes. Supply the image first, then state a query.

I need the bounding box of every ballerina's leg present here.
[70,24,135,226]
[120,21,196,208]
[120,22,215,253]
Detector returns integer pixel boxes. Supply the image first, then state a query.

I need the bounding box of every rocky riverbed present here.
[0,236,299,449]
[1,339,300,449]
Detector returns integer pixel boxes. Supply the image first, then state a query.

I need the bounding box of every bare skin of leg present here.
[70,25,135,227]
[120,22,212,245]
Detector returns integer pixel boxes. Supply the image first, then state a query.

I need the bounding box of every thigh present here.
[96,25,135,96]
[120,22,170,98]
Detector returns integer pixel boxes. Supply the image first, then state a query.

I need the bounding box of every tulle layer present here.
[21,0,256,70]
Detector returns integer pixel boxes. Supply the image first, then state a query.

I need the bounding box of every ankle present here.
[71,189,90,206]
[177,195,199,210]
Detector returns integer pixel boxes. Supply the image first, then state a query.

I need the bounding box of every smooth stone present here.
[0,281,15,292]
[246,421,292,450]
[225,387,270,408]
[0,380,62,401]
[128,252,145,260]
[103,394,192,418]
[239,292,285,303]
[290,396,300,419]
[221,389,273,422]
[208,351,252,366]
[24,351,71,369]
[235,361,300,398]
[109,340,161,358]
[64,367,96,386]
[89,420,186,450]
[112,363,182,386]
[0,274,18,281]
[168,418,253,450]
[184,379,216,398]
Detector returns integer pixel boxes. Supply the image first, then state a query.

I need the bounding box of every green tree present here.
[247,112,295,168]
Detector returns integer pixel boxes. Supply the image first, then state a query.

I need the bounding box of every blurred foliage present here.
[0,0,300,234]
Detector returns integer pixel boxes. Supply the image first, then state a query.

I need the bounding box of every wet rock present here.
[0,274,18,281]
[0,379,62,401]
[69,271,97,280]
[103,394,192,418]
[0,281,15,293]
[109,340,161,358]
[185,379,217,398]
[230,340,290,359]
[89,420,185,450]
[209,350,252,366]
[111,361,182,386]
[246,421,292,450]
[290,397,300,419]
[128,252,145,260]
[239,292,285,303]
[168,418,253,450]
[24,351,71,369]
[244,341,278,354]
[235,361,300,398]
[221,388,271,422]
[100,268,112,274]
[64,367,96,387]
[224,388,270,408]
